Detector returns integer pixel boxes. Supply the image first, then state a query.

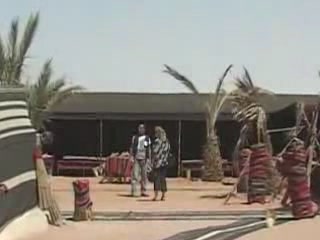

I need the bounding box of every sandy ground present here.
[51,177,280,212]
[21,220,232,240]
[18,177,320,240]
[238,217,320,240]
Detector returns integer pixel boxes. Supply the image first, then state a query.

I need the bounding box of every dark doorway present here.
[52,119,100,156]
[180,121,206,160]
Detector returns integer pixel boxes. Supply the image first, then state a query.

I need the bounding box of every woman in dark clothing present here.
[152,126,170,201]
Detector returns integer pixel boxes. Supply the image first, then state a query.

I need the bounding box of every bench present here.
[181,159,234,179]
[181,160,204,180]
[56,157,105,176]
[222,160,234,177]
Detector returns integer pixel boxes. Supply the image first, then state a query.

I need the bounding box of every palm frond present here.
[8,19,18,55]
[163,64,199,94]
[243,67,254,88]
[256,107,267,143]
[232,124,249,162]
[210,91,233,127]
[231,68,274,145]
[27,58,83,129]
[37,59,53,87]
[209,64,233,125]
[32,60,53,111]
[15,12,39,82]
[231,67,274,122]
[47,77,66,94]
[7,19,19,83]
[0,36,6,82]
[46,85,83,109]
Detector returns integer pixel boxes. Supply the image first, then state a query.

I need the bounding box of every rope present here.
[267,126,304,134]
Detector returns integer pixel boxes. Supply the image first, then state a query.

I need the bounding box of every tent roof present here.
[48,92,319,120]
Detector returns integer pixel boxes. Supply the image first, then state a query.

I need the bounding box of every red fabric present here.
[123,158,133,177]
[247,145,270,204]
[73,179,92,209]
[74,179,90,189]
[281,144,319,219]
[105,154,133,178]
[33,147,42,163]
[107,155,119,177]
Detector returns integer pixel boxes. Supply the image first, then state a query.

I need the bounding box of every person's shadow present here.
[117,193,133,198]
[136,199,154,202]
[117,193,155,202]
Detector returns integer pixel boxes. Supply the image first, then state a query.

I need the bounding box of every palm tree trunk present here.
[202,133,224,182]
[237,148,251,193]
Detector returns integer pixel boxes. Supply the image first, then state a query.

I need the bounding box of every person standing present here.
[130,124,151,197]
[152,126,170,201]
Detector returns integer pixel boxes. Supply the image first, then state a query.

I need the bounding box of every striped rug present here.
[0,99,37,229]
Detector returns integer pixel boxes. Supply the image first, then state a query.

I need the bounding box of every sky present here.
[1,0,320,93]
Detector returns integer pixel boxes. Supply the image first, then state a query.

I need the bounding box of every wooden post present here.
[307,109,318,186]
[178,120,182,177]
[307,145,314,186]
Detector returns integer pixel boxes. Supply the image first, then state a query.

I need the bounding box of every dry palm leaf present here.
[208,64,233,128]
[163,64,199,94]
[163,64,233,137]
[231,67,273,146]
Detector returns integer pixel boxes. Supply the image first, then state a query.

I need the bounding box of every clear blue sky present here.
[1,0,320,93]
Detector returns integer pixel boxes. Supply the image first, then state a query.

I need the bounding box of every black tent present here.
[46,92,319,177]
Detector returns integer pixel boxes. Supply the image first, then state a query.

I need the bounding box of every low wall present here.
[0,93,39,234]
[0,207,48,240]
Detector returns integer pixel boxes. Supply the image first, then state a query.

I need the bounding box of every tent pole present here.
[178,120,182,177]
[99,119,103,158]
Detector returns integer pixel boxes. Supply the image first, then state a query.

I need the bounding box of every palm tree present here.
[27,59,83,129]
[163,64,233,181]
[230,67,275,195]
[0,13,39,86]
[231,68,273,148]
